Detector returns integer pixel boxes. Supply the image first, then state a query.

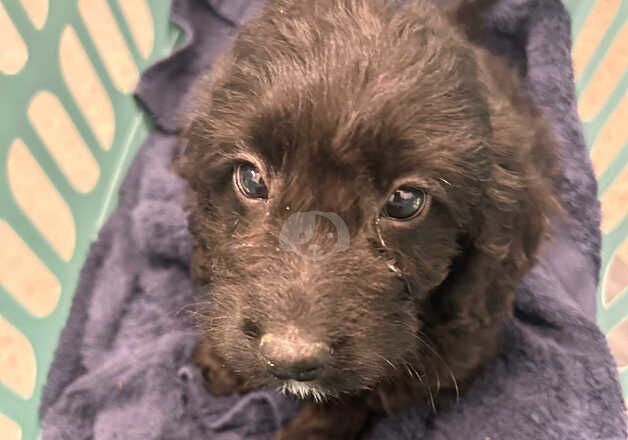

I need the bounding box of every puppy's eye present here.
[381,187,427,220]
[234,163,268,199]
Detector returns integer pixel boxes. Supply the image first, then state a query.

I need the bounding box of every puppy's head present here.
[178,0,557,400]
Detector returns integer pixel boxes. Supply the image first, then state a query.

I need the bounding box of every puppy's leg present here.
[193,339,252,395]
[276,398,371,440]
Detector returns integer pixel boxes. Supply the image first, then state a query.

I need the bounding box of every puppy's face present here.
[180,0,554,400]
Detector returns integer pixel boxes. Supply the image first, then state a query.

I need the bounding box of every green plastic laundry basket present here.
[0,1,625,439]
[565,0,628,396]
[0,1,179,438]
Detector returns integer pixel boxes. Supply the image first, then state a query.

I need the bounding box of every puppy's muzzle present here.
[260,327,331,382]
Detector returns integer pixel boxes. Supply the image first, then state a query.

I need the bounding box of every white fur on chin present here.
[279,380,328,403]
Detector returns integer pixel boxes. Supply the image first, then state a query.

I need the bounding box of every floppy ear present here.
[173,51,237,187]
[442,0,499,39]
[421,51,560,387]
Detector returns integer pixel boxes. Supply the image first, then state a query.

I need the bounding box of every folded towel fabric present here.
[40,1,626,439]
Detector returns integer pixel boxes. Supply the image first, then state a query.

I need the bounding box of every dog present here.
[176,0,559,438]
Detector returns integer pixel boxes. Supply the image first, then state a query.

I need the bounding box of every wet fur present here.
[177,0,559,437]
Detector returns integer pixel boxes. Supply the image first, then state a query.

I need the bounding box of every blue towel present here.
[40,1,626,438]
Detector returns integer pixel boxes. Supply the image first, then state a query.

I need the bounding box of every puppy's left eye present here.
[234,163,268,199]
[381,187,427,220]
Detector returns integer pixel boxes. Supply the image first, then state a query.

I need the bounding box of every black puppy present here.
[177,0,558,437]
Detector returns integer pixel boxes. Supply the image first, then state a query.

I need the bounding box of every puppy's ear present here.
[449,45,559,307]
[443,0,499,42]
[423,53,560,381]
[174,52,234,185]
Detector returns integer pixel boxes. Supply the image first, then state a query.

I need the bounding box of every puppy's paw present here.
[275,400,369,440]
[192,340,252,395]
[275,429,330,440]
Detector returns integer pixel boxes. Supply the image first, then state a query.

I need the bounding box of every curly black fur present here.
[176,0,559,435]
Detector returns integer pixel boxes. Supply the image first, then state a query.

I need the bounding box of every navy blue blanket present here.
[40,1,626,438]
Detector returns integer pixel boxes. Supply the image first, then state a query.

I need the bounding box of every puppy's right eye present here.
[234,163,268,199]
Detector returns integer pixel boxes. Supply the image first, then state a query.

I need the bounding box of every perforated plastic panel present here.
[0,1,625,439]
[564,0,628,398]
[0,1,178,438]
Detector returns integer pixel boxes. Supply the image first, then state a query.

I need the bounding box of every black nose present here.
[265,358,322,382]
[260,327,330,382]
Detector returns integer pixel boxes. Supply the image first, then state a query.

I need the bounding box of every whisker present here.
[376,353,397,371]
[405,361,436,413]
[438,177,451,186]
[175,300,212,317]
[415,331,460,405]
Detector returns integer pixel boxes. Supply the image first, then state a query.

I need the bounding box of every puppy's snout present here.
[259,327,330,382]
